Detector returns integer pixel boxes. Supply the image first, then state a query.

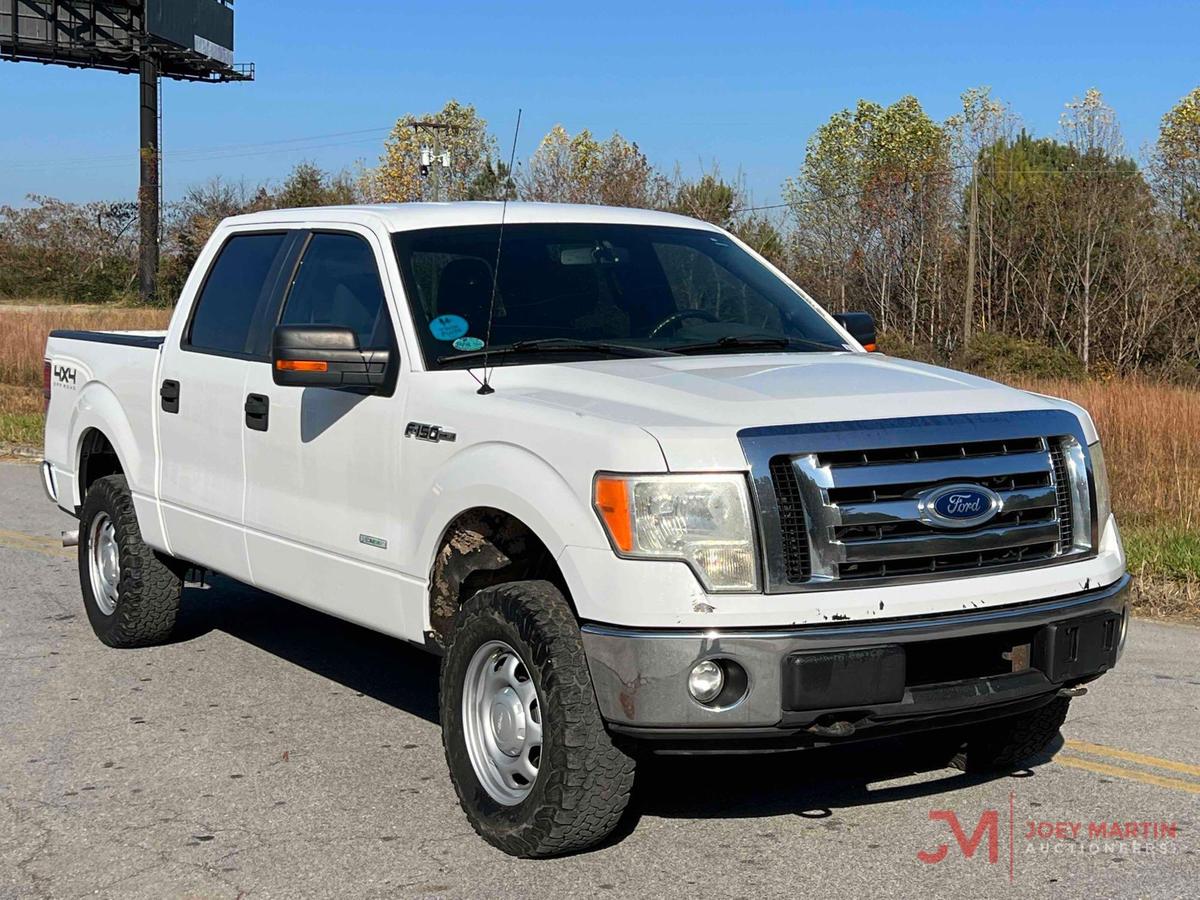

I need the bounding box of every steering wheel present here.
[648,308,719,338]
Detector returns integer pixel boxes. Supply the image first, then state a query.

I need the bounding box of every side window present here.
[279,232,392,350]
[186,232,288,355]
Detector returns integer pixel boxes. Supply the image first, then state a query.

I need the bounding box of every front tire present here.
[78,474,184,648]
[440,580,636,857]
[951,697,1070,773]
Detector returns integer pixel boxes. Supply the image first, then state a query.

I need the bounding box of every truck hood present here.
[482,352,1089,470]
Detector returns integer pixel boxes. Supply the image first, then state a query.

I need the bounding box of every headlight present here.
[1089,441,1112,539]
[593,473,760,592]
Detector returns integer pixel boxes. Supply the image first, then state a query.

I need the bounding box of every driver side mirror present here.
[272,324,394,392]
[832,312,877,352]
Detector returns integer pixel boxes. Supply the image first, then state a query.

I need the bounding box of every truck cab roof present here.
[222,201,721,234]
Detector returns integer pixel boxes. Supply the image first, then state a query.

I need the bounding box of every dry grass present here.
[0,306,170,455]
[1021,378,1200,532]
[1022,378,1200,619]
[0,306,171,388]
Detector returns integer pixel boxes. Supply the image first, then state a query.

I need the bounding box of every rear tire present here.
[78,474,184,648]
[440,580,636,857]
[951,697,1070,773]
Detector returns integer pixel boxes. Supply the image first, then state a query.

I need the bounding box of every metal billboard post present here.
[139,54,160,304]
[1,1,254,305]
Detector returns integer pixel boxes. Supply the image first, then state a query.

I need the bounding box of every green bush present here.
[955,333,1085,382]
[874,335,947,366]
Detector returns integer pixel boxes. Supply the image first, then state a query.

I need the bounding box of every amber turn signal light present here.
[275,359,329,372]
[593,477,633,552]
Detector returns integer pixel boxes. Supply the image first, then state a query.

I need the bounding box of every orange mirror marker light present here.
[276,359,329,372]
[863,342,878,352]
[594,477,634,552]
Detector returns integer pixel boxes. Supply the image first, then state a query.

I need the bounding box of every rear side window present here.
[279,232,392,350]
[186,232,288,355]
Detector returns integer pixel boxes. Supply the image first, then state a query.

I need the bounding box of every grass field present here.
[1014,378,1200,617]
[0,306,171,448]
[1,306,1196,615]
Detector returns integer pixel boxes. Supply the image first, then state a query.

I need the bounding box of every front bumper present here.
[581,574,1130,746]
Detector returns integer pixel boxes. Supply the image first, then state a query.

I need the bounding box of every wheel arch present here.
[426,506,574,650]
[76,427,125,504]
[68,381,149,508]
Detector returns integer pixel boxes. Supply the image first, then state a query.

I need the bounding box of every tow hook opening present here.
[806,717,859,738]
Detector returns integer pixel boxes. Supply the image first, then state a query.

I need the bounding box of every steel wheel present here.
[461,640,542,805]
[87,511,121,616]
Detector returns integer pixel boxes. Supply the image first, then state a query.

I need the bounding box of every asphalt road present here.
[1,461,1197,899]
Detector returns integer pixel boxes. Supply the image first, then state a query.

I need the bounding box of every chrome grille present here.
[1048,439,1074,551]
[769,456,812,581]
[738,411,1097,592]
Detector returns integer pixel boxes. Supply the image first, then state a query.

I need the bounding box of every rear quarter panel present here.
[43,335,163,539]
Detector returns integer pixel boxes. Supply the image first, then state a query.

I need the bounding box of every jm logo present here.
[918,809,1000,865]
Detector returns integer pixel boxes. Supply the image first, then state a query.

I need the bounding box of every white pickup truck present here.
[42,202,1129,857]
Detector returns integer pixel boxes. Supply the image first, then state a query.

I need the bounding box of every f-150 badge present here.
[405,422,457,443]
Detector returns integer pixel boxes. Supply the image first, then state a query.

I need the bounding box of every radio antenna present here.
[477,107,522,395]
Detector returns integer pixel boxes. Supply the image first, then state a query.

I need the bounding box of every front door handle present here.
[160,379,180,414]
[244,393,269,431]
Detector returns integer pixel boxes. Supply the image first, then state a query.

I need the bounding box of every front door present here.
[157,229,295,581]
[241,227,414,639]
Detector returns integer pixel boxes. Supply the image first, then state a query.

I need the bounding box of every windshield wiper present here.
[672,335,846,355]
[438,338,678,365]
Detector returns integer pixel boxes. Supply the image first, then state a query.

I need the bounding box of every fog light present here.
[688,660,724,703]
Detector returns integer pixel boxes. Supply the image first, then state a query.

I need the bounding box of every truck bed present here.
[43,328,166,520]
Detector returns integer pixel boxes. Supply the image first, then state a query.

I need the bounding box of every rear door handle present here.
[160,379,180,414]
[244,393,269,431]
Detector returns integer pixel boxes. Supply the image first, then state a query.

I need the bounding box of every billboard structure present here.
[1,1,254,302]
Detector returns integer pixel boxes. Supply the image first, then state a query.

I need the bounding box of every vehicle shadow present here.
[627,736,1059,822]
[174,573,441,724]
[602,734,1063,847]
[172,572,1061,839]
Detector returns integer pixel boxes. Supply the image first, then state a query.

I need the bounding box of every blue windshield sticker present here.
[453,336,485,351]
[430,314,469,341]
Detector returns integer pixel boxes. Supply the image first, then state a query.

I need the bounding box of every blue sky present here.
[2,1,1198,208]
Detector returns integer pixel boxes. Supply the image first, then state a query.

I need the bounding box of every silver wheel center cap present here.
[489,687,526,756]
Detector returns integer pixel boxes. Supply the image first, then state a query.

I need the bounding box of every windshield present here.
[391,223,850,368]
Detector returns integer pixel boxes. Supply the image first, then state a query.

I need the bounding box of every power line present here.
[5,126,393,171]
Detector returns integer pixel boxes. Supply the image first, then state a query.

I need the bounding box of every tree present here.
[672,172,736,224]
[520,126,670,208]
[785,96,953,340]
[1054,88,1130,370]
[367,100,500,202]
[0,196,138,302]
[274,161,361,208]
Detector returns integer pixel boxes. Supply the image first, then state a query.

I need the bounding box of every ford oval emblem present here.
[918,483,1002,529]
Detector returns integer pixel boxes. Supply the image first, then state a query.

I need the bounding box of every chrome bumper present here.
[581,574,1130,732]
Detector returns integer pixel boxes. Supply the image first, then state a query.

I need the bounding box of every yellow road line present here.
[1057,753,1200,795]
[0,527,74,560]
[1064,739,1200,779]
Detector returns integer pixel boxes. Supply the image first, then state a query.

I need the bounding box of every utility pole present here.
[412,120,456,201]
[138,54,160,305]
[963,162,978,344]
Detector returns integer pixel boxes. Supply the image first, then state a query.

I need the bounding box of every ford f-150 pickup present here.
[42,202,1129,857]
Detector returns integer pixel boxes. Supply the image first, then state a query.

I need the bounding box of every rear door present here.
[157,228,299,580]
[241,227,414,638]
